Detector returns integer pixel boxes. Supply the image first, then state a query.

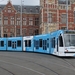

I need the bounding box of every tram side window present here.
[29,40,31,47]
[25,40,27,47]
[35,40,39,49]
[1,41,4,47]
[59,35,63,47]
[8,41,11,47]
[45,40,47,50]
[47,38,49,48]
[17,40,21,47]
[39,39,42,47]
[52,37,55,48]
[25,40,31,47]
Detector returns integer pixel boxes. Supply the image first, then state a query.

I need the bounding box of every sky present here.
[0,0,40,5]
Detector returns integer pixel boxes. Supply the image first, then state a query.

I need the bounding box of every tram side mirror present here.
[59,35,63,47]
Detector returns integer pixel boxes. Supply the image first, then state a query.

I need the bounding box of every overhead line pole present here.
[20,0,22,36]
[47,0,49,33]
[57,0,59,30]
[66,0,68,30]
[1,11,3,37]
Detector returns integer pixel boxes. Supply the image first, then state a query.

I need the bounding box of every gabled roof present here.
[14,5,40,14]
[0,4,40,14]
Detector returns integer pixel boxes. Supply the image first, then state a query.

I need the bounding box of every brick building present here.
[40,0,75,34]
[0,1,40,37]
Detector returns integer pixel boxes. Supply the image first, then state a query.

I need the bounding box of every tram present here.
[0,30,75,57]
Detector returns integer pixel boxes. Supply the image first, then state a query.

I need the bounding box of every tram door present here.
[7,37,22,51]
[50,37,56,54]
[12,41,16,50]
[7,40,17,51]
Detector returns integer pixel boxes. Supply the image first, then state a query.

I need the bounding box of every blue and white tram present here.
[34,34,50,53]
[51,30,75,56]
[23,36,34,52]
[0,30,75,57]
[7,37,22,51]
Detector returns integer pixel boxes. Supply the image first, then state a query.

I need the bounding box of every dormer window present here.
[36,7,38,12]
[18,9,20,12]
[24,8,26,12]
[30,9,32,12]
[36,7,38,9]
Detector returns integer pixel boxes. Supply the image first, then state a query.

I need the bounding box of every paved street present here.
[0,52,75,75]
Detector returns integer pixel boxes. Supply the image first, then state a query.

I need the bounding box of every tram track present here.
[0,53,60,75]
[0,52,75,75]
[0,66,15,75]
[61,58,75,71]
[26,60,60,75]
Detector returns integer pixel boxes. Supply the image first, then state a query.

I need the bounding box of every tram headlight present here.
[65,48,68,52]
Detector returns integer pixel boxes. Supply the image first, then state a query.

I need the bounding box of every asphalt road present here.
[0,52,75,75]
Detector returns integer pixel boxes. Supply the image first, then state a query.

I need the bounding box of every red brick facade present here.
[0,1,40,37]
[40,0,75,34]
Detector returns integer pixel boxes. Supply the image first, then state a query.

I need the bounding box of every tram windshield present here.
[64,34,75,47]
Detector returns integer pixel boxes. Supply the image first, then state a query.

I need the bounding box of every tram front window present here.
[64,35,75,47]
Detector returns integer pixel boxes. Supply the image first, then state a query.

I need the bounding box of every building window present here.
[5,10,6,12]
[10,33,14,37]
[48,13,52,23]
[35,29,39,35]
[60,14,67,24]
[74,11,75,24]
[23,17,27,25]
[4,28,8,33]
[24,8,26,12]
[4,17,8,25]
[29,17,33,25]
[61,27,66,30]
[10,17,14,25]
[16,28,20,36]
[23,28,27,36]
[8,7,11,13]
[58,0,70,5]
[16,17,20,25]
[35,18,39,25]
[12,10,14,12]
[10,28,14,33]
[8,9,11,13]
[29,29,34,35]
